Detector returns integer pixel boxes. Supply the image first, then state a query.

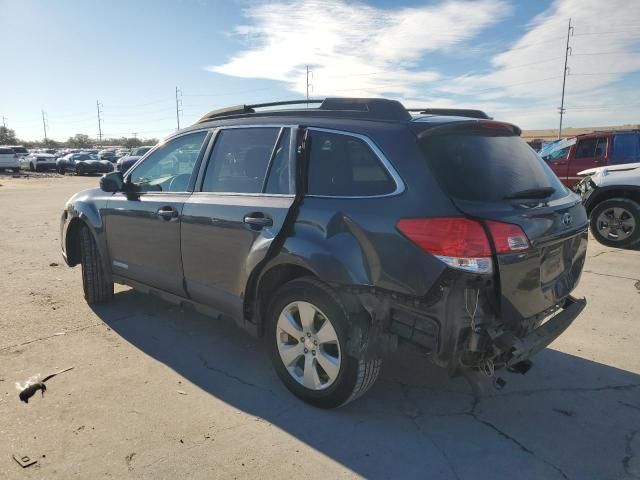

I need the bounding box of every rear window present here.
[419,131,566,202]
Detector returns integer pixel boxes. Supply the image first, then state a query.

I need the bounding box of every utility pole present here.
[96,100,103,146]
[558,18,573,139]
[41,110,49,143]
[2,116,6,128]
[175,86,182,130]
[305,65,313,106]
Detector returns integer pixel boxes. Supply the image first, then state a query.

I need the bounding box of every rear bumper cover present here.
[491,295,586,366]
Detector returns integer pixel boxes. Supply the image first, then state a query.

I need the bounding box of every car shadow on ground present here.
[92,289,640,480]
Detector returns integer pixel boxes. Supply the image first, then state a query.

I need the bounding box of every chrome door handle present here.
[243,214,273,228]
[157,206,178,219]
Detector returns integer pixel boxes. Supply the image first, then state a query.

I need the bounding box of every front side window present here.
[128,131,207,192]
[201,127,282,193]
[307,130,396,196]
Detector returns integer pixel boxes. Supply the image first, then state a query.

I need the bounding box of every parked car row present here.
[0,145,146,173]
[542,130,640,187]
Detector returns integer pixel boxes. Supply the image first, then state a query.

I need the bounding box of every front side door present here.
[104,130,209,295]
[567,135,609,185]
[181,126,297,319]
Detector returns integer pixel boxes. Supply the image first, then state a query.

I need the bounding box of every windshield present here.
[419,131,567,202]
[540,137,576,160]
[134,147,151,156]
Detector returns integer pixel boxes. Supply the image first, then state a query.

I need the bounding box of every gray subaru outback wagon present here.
[60,98,588,408]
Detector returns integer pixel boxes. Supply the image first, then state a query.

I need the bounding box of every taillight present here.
[485,220,529,253]
[396,217,492,274]
[14,154,18,159]
[396,217,531,274]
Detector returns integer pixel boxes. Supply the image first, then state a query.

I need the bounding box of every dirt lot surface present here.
[1,173,639,480]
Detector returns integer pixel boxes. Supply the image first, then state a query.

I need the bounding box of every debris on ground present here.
[49,262,59,267]
[177,390,187,395]
[13,453,38,468]
[17,366,74,403]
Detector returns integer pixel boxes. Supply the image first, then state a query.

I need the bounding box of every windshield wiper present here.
[503,187,555,200]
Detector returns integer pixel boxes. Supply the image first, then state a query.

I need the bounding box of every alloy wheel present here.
[596,207,636,242]
[276,301,341,390]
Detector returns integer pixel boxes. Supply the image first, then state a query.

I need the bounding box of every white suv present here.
[578,163,640,248]
[0,147,20,171]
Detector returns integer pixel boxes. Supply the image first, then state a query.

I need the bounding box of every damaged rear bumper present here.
[490,295,586,367]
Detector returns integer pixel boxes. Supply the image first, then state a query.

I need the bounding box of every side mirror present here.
[100,171,125,192]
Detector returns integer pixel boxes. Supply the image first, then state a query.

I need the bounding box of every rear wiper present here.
[503,187,555,200]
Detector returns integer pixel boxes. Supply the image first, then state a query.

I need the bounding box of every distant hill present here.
[522,124,639,141]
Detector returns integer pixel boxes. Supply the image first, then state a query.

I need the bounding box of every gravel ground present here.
[0,173,639,480]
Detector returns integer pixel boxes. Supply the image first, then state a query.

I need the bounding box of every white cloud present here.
[207,0,510,97]
[441,0,640,126]
[207,0,640,128]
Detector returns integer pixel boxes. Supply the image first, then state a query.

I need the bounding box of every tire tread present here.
[80,226,113,304]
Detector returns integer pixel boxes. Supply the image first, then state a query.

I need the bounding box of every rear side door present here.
[104,130,210,295]
[567,135,609,185]
[180,126,298,319]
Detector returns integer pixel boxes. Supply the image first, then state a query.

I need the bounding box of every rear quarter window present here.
[0,148,15,154]
[307,130,396,197]
[611,133,640,164]
[419,130,566,202]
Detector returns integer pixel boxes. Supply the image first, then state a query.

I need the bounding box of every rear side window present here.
[575,137,608,159]
[611,133,640,164]
[11,147,28,154]
[202,127,280,193]
[307,130,395,196]
[0,148,14,154]
[419,131,566,202]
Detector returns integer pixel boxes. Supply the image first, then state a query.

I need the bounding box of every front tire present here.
[266,277,381,408]
[79,226,113,304]
[590,198,640,248]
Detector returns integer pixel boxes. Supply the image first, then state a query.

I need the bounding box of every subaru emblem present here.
[561,213,572,227]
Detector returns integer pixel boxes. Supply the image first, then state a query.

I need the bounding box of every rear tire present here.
[57,164,65,175]
[79,226,113,304]
[266,277,381,408]
[590,198,640,248]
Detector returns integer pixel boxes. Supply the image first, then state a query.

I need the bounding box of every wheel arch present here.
[586,186,640,215]
[65,217,86,266]
[246,260,319,337]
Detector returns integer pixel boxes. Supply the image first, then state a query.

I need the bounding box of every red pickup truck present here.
[542,131,640,187]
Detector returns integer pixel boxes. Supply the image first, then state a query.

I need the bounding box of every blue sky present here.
[1,0,639,141]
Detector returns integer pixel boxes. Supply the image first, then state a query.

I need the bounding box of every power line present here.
[573,30,640,36]
[570,71,639,76]
[572,51,640,56]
